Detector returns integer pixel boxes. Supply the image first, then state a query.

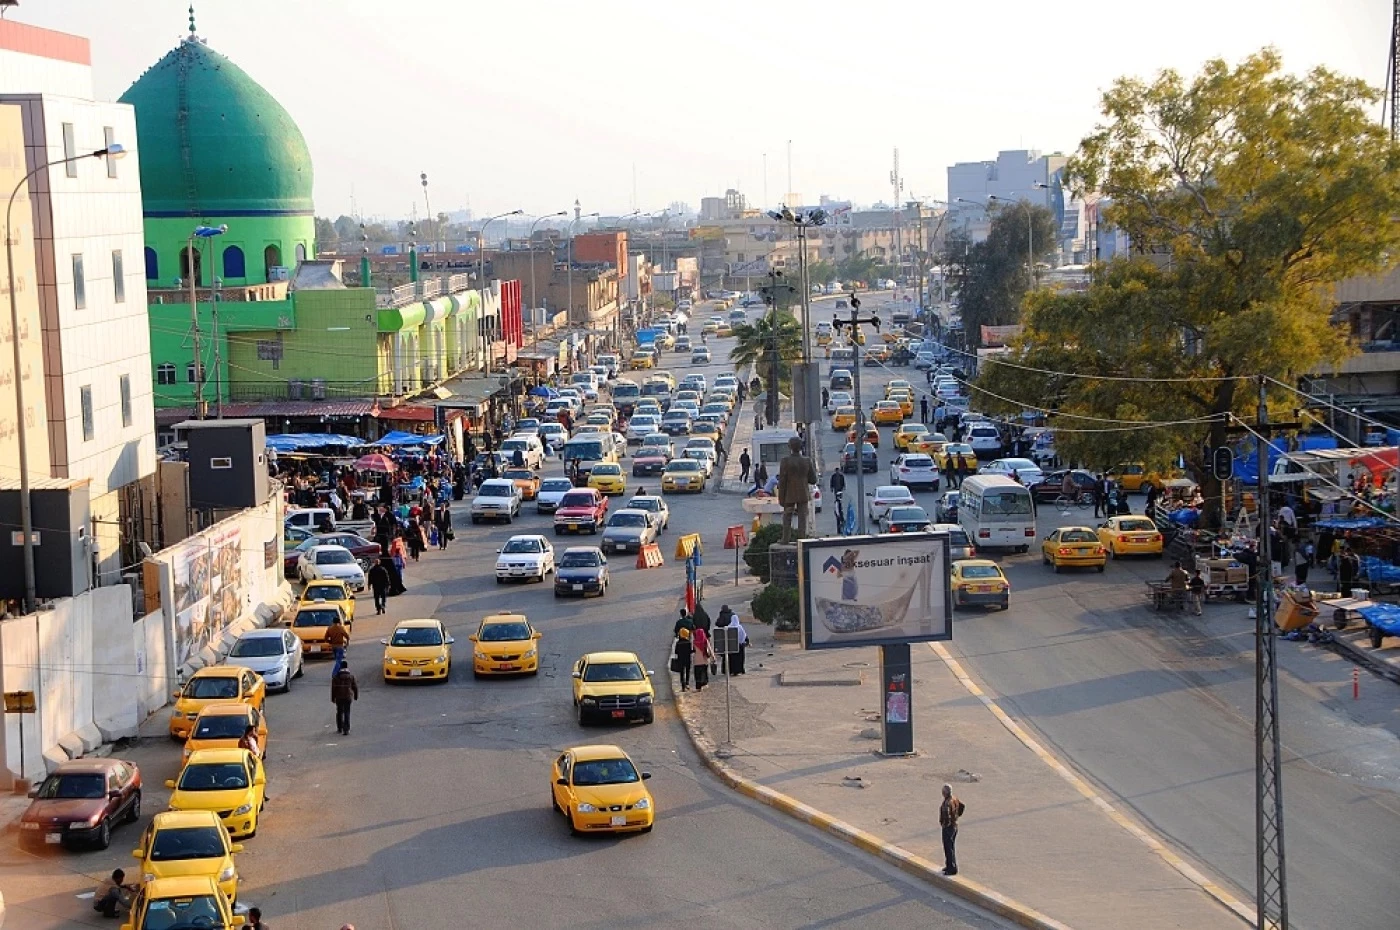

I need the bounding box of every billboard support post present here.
[879,643,914,755]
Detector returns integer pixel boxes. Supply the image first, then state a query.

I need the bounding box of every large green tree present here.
[730,311,802,423]
[943,202,1057,345]
[978,49,1400,524]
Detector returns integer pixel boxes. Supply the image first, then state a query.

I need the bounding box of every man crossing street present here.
[332,663,359,735]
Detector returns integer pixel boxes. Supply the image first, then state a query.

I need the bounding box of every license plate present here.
[610,815,626,826]
[409,669,423,677]
[969,585,990,593]
[310,645,322,653]
[611,710,626,718]
[498,664,517,671]
[573,584,584,591]
[45,833,61,844]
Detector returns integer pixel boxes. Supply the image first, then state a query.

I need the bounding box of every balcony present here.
[375,274,478,309]
[147,281,289,303]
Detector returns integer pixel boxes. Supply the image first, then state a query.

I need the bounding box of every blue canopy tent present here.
[374,431,446,447]
[265,433,365,453]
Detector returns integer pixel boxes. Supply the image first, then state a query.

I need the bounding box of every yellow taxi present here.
[120,875,239,930]
[885,379,913,398]
[182,703,268,765]
[865,344,892,363]
[381,618,455,682]
[701,320,719,335]
[470,613,541,677]
[716,322,733,337]
[831,406,857,431]
[550,744,655,835]
[951,559,1010,610]
[504,467,541,500]
[571,650,655,725]
[1041,526,1108,573]
[846,424,880,448]
[587,462,628,496]
[1106,462,1176,493]
[662,458,706,493]
[908,432,949,456]
[299,579,355,626]
[165,748,266,840]
[690,421,722,441]
[887,390,915,418]
[629,350,655,370]
[168,667,266,741]
[585,412,615,430]
[287,601,349,660]
[934,443,977,472]
[881,328,902,344]
[870,400,904,426]
[130,810,242,902]
[1096,516,1165,558]
[816,329,833,346]
[894,422,929,451]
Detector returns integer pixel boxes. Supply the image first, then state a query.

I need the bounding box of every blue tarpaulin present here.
[265,433,364,452]
[1313,516,1392,531]
[374,431,445,447]
[1355,601,1400,635]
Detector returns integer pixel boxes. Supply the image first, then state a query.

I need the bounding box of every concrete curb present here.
[1325,632,1400,686]
[672,689,1074,930]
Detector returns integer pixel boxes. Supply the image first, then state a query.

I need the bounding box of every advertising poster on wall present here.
[798,534,952,650]
[172,527,243,666]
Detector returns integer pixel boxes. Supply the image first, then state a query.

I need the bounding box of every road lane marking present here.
[928,641,1254,925]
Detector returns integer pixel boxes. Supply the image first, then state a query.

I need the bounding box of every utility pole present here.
[833,296,880,535]
[889,149,903,286]
[757,270,795,429]
[1391,0,1399,141]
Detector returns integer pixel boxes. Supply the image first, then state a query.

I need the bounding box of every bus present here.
[957,475,1036,552]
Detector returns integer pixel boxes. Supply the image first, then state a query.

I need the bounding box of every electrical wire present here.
[1264,375,1396,437]
[915,333,1249,384]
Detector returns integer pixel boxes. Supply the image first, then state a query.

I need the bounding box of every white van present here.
[958,475,1036,552]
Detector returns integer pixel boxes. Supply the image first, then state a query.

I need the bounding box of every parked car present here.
[284,532,380,577]
[17,759,142,850]
[224,627,304,693]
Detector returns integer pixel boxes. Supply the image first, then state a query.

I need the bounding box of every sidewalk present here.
[676,582,1246,930]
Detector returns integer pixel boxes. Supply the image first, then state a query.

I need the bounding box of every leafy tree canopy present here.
[942,203,1057,345]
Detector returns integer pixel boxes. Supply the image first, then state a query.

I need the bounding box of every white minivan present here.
[957,475,1036,552]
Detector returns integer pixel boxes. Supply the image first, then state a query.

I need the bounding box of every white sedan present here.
[297,545,366,590]
[682,446,717,477]
[866,485,917,524]
[626,415,660,442]
[983,458,1044,486]
[536,477,577,514]
[224,627,304,693]
[495,535,556,584]
[890,453,940,491]
[827,390,853,412]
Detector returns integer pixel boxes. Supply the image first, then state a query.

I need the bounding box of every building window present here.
[144,246,158,281]
[80,385,94,441]
[223,245,246,278]
[103,126,118,178]
[62,122,76,176]
[119,374,132,427]
[156,362,176,385]
[179,247,202,285]
[112,250,125,303]
[263,244,282,279]
[294,243,307,263]
[186,362,200,383]
[72,254,86,309]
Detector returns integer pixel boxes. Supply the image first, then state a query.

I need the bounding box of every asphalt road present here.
[0,302,1006,930]
[815,310,1400,930]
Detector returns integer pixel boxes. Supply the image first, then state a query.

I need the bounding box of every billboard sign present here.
[798,533,952,650]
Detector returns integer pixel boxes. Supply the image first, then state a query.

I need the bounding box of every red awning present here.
[374,405,436,422]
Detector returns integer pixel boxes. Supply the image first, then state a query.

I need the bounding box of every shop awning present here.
[375,430,446,447]
[265,433,366,452]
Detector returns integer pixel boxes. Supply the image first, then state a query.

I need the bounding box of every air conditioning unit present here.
[287,379,304,400]
[269,266,290,281]
[310,378,326,400]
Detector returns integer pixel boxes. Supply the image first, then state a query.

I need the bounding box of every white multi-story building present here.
[946,149,1066,242]
[1,20,155,585]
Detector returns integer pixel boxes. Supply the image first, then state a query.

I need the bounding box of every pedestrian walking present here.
[942,457,956,490]
[939,784,964,875]
[434,507,452,551]
[1295,541,1313,585]
[739,449,752,483]
[672,628,694,692]
[673,608,695,639]
[247,907,269,930]
[692,626,712,691]
[748,461,769,496]
[714,604,734,674]
[407,518,425,561]
[1188,569,1206,616]
[326,616,350,677]
[331,663,359,735]
[368,560,390,615]
[729,613,749,675]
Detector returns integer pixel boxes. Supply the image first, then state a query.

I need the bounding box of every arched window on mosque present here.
[294,243,307,264]
[144,246,158,281]
[179,247,202,285]
[264,244,282,279]
[223,246,246,279]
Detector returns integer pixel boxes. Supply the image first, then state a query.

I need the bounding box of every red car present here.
[631,453,668,477]
[284,532,381,576]
[17,758,142,850]
[553,488,608,535]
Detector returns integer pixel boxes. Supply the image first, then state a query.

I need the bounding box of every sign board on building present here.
[4,691,36,714]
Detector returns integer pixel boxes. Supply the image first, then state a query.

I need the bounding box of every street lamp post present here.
[184,224,227,420]
[768,205,827,462]
[528,211,568,346]
[478,209,523,374]
[420,173,435,252]
[4,141,125,615]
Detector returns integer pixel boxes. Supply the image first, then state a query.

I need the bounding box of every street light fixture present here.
[767,205,827,455]
[4,140,125,615]
[528,211,568,345]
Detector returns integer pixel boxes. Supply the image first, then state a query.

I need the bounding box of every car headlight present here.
[523,648,536,659]
[433,655,447,664]
[475,650,489,660]
[143,872,157,883]
[634,798,651,810]
[637,694,652,704]
[171,710,184,719]
[384,657,398,665]
[577,803,598,813]
[581,697,597,705]
[232,803,253,816]
[218,866,235,882]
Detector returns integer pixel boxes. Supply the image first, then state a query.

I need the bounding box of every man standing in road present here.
[830,466,847,533]
[920,396,929,424]
[332,663,359,735]
[939,784,963,876]
[777,436,818,543]
[326,616,350,677]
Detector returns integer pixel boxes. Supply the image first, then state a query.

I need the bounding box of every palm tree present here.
[730,312,802,424]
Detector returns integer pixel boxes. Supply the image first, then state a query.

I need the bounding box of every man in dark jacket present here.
[332,664,359,735]
[367,561,390,615]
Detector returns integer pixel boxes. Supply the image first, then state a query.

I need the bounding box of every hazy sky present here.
[14,0,1393,219]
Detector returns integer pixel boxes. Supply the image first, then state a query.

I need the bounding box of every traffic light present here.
[1211,447,1234,481]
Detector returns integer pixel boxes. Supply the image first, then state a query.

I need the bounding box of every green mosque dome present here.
[118,32,314,218]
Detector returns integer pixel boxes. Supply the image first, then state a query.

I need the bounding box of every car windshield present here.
[560,492,597,508]
[148,826,226,861]
[1061,530,1098,543]
[609,512,647,527]
[480,622,531,642]
[185,677,240,699]
[629,499,659,511]
[1117,519,1156,532]
[502,538,542,554]
[582,661,645,682]
[904,456,933,467]
[668,461,700,472]
[229,637,283,658]
[593,465,621,476]
[315,549,354,565]
[984,492,1033,516]
[541,479,574,493]
[1000,459,1037,471]
[303,584,344,601]
[501,440,527,452]
[613,384,641,399]
[193,714,249,740]
[479,484,513,498]
[390,627,444,647]
[37,773,105,799]
[504,469,534,481]
[564,441,605,461]
[962,565,1004,579]
[889,507,929,522]
[293,609,338,628]
[684,449,710,459]
[560,551,602,568]
[572,758,641,786]
[177,762,249,791]
[138,894,226,929]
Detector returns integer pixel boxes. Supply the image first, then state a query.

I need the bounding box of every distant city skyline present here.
[13,0,1392,219]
